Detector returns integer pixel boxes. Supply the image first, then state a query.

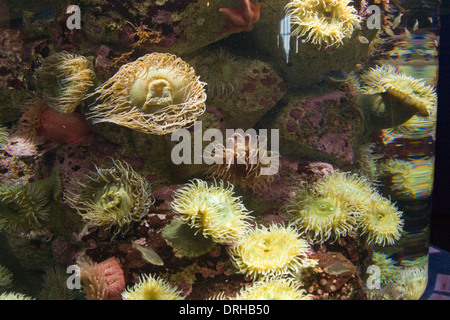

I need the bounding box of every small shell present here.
[413,19,419,31]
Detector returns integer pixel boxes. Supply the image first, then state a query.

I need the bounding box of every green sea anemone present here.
[356,193,404,246]
[0,292,35,300]
[194,48,247,98]
[234,277,315,300]
[65,160,154,238]
[0,125,9,150]
[0,168,60,233]
[285,0,361,48]
[0,264,13,289]
[34,51,95,114]
[121,274,184,300]
[284,188,356,244]
[170,179,253,244]
[87,52,206,135]
[229,224,317,280]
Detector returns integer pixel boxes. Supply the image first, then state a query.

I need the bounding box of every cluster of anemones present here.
[285,171,404,247]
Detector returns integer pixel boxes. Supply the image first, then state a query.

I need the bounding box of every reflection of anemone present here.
[121,274,184,300]
[284,188,356,244]
[35,51,95,114]
[372,252,402,284]
[356,64,437,137]
[235,277,314,300]
[205,132,279,192]
[380,157,435,200]
[0,182,51,233]
[87,53,206,135]
[0,126,9,149]
[170,179,253,244]
[356,194,404,246]
[229,224,317,280]
[194,48,247,98]
[65,160,154,238]
[285,0,361,48]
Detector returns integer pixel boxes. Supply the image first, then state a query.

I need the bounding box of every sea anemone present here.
[34,51,95,114]
[170,179,253,244]
[121,274,184,300]
[0,125,9,150]
[39,265,76,300]
[229,224,317,280]
[0,292,35,300]
[0,182,51,233]
[314,171,376,212]
[18,99,91,145]
[356,64,437,138]
[285,0,361,48]
[87,52,207,135]
[371,252,402,284]
[356,193,404,246]
[194,48,247,98]
[0,264,13,289]
[205,132,279,192]
[65,160,154,238]
[234,277,315,300]
[77,257,126,300]
[380,157,435,200]
[284,188,357,244]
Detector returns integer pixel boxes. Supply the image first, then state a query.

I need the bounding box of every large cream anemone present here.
[87,53,206,135]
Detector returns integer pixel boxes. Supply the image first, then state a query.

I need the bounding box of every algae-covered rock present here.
[260,88,364,167]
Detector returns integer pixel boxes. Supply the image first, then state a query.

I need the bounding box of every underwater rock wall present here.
[0,0,438,300]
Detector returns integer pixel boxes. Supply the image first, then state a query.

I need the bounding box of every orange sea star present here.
[219,0,266,36]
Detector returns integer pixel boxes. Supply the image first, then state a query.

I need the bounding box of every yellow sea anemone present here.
[314,171,376,212]
[121,274,184,300]
[34,51,95,114]
[235,277,315,300]
[170,179,253,244]
[380,156,435,200]
[284,188,356,244]
[229,224,317,280]
[0,292,35,300]
[356,193,404,246]
[194,48,248,98]
[205,132,279,192]
[356,64,437,138]
[87,52,206,135]
[65,160,154,238]
[285,0,361,48]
